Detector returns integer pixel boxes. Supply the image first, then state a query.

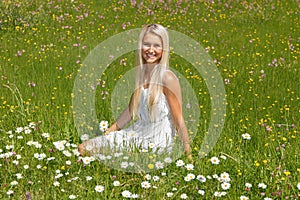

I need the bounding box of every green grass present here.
[1,0,299,199]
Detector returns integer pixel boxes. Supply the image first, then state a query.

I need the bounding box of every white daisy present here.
[210,156,220,164]
[141,181,151,189]
[95,185,104,193]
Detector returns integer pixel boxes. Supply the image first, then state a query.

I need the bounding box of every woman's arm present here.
[162,70,191,155]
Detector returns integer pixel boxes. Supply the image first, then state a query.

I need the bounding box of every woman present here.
[78,24,191,158]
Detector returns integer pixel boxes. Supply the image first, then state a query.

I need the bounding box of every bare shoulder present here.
[162,69,179,86]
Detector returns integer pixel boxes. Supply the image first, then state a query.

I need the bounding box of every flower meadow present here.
[1,0,300,199]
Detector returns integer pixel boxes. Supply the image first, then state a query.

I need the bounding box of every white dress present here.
[87,87,175,154]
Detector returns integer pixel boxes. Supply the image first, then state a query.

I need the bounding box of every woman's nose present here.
[149,46,154,52]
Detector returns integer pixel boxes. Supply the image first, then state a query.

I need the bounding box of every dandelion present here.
[141,181,151,189]
[95,185,104,193]
[242,133,251,140]
[210,156,220,164]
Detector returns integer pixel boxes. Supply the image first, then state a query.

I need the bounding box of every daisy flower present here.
[141,181,151,189]
[258,182,267,189]
[240,196,249,200]
[122,190,132,198]
[242,133,251,140]
[221,182,231,190]
[210,156,220,164]
[99,120,109,132]
[198,189,205,195]
[155,161,164,169]
[185,163,194,170]
[95,185,104,193]
[176,160,185,167]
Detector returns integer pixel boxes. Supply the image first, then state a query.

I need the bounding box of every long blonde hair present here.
[131,24,170,121]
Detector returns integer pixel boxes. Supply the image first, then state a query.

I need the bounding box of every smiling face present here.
[142,32,163,64]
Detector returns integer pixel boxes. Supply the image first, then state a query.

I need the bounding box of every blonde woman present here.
[78,24,191,158]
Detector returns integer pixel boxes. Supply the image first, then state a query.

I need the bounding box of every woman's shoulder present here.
[162,69,179,85]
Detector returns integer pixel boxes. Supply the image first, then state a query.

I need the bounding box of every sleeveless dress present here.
[86,87,175,154]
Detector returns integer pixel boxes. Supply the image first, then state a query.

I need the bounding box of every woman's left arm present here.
[163,70,191,155]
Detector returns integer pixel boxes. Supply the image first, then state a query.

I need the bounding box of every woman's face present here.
[142,32,163,64]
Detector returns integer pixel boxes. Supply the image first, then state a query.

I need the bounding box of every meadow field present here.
[0,0,300,199]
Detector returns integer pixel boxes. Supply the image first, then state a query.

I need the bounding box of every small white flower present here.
[16,127,23,133]
[86,176,92,181]
[10,181,18,186]
[24,165,29,169]
[176,160,185,167]
[242,133,251,140]
[7,190,14,195]
[198,189,205,195]
[66,160,71,165]
[219,172,231,182]
[41,132,50,138]
[153,176,160,181]
[264,198,272,200]
[240,196,249,200]
[155,161,164,169]
[149,142,155,149]
[167,192,173,197]
[95,185,104,193]
[122,190,132,198]
[99,120,109,132]
[113,181,120,186]
[16,173,23,179]
[185,163,194,170]
[297,182,300,190]
[145,174,151,180]
[53,181,60,187]
[210,156,220,164]
[197,175,207,183]
[258,182,267,189]
[131,194,139,198]
[164,157,172,163]
[121,162,128,169]
[180,193,188,199]
[141,181,151,189]
[69,194,77,199]
[63,150,72,157]
[245,183,252,188]
[221,182,231,190]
